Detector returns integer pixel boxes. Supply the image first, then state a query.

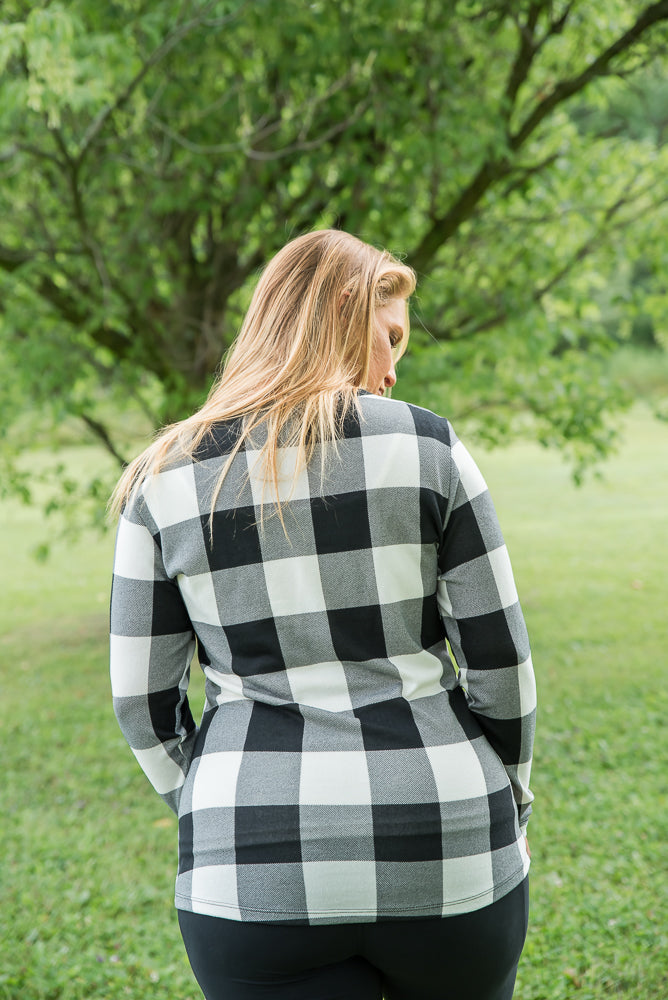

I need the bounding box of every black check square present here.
[151,580,193,635]
[421,593,446,649]
[420,487,448,546]
[193,418,245,460]
[440,500,488,570]
[223,618,285,676]
[372,803,443,861]
[328,605,387,661]
[243,701,305,752]
[457,609,518,671]
[340,400,363,437]
[310,491,372,553]
[475,714,522,766]
[204,506,262,571]
[409,403,452,444]
[488,787,520,851]
[448,687,486,741]
[235,805,302,864]
[354,698,425,751]
[178,810,194,874]
[148,687,194,743]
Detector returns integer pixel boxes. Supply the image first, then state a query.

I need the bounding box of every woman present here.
[110,229,535,1000]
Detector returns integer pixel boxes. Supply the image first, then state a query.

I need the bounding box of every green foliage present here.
[2,410,667,998]
[2,0,668,522]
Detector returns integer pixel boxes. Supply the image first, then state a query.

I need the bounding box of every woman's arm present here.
[110,501,198,814]
[437,427,536,833]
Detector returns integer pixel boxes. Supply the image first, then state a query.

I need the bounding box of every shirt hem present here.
[174,860,529,924]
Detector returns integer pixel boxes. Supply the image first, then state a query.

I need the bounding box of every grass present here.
[606,343,668,412]
[1,406,667,999]
[479,406,668,999]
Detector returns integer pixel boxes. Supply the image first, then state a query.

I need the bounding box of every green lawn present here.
[1,406,666,999]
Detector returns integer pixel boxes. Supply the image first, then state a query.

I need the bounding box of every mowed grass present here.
[479,406,667,999]
[1,406,666,1000]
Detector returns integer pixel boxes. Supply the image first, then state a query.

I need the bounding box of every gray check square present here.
[236,863,308,920]
[365,487,422,548]
[210,563,272,625]
[257,498,318,561]
[274,611,339,669]
[235,752,301,805]
[318,549,379,610]
[300,805,375,861]
[365,748,439,805]
[308,438,366,497]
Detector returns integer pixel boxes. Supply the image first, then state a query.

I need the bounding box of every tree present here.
[1,0,668,528]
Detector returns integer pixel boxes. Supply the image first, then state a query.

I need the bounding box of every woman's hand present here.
[525,836,531,858]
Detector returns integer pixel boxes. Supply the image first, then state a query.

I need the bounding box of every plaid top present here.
[110,392,535,924]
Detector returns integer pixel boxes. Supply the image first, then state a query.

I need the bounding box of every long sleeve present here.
[110,498,198,814]
[437,428,536,832]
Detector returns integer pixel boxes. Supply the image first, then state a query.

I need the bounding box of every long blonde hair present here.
[110,229,416,525]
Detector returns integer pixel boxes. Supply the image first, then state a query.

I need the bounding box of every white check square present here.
[451,440,488,500]
[362,433,420,489]
[143,465,200,529]
[436,576,453,618]
[177,572,221,626]
[373,544,424,605]
[131,743,185,795]
[389,651,445,701]
[426,742,487,802]
[203,666,248,704]
[488,545,519,609]
[245,446,311,505]
[517,760,533,797]
[518,656,537,716]
[191,751,243,811]
[303,861,377,915]
[300,752,372,805]
[263,555,326,616]
[442,852,494,909]
[191,866,240,919]
[110,634,152,697]
[287,661,353,712]
[114,516,156,580]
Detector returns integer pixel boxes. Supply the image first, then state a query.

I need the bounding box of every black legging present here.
[178,877,529,1000]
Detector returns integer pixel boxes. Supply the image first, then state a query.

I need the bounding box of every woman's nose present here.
[384,362,397,388]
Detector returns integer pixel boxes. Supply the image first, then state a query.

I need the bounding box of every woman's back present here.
[111,390,533,924]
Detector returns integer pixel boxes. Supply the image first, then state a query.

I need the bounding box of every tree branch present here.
[499,152,559,196]
[245,103,370,161]
[0,245,32,273]
[409,159,510,274]
[51,127,114,295]
[435,182,664,342]
[544,1,575,39]
[0,254,178,384]
[149,84,371,162]
[409,0,668,274]
[504,2,543,111]
[408,2,547,273]
[79,414,128,468]
[510,0,668,150]
[74,1,250,165]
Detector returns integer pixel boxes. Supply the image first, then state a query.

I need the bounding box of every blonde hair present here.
[110,229,416,526]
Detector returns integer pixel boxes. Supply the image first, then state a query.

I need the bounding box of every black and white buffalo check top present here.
[110,391,535,924]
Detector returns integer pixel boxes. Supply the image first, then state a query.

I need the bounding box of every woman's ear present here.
[338,289,351,312]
